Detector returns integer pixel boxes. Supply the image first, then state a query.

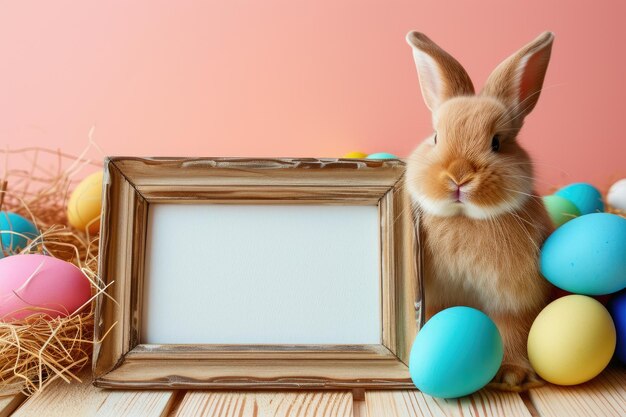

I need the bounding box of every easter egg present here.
[366,152,398,160]
[67,171,103,233]
[342,151,368,159]
[555,182,604,215]
[542,195,580,227]
[540,213,626,295]
[528,295,615,385]
[0,254,91,320]
[608,291,626,363]
[0,212,38,256]
[409,307,503,398]
[607,178,626,211]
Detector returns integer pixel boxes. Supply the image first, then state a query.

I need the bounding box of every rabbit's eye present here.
[433,133,437,145]
[491,135,500,152]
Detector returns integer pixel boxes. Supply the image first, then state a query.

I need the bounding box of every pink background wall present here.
[1,1,625,193]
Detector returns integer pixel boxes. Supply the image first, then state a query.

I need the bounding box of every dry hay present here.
[0,144,107,396]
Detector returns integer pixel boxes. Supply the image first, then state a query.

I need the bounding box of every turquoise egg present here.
[0,212,38,257]
[555,183,604,215]
[366,152,398,160]
[409,307,503,398]
[541,213,626,295]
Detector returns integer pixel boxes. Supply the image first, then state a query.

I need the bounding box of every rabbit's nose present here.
[444,159,475,186]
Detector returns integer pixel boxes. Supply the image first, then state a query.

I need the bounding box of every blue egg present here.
[409,307,503,398]
[541,213,626,295]
[366,152,398,160]
[609,291,626,363]
[0,212,39,256]
[555,183,604,215]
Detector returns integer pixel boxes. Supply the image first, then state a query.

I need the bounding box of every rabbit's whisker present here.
[502,187,543,201]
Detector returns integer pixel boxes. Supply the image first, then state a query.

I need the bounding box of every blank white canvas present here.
[142,204,381,344]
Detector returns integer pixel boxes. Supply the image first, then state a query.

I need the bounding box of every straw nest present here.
[0,145,106,396]
[608,206,626,218]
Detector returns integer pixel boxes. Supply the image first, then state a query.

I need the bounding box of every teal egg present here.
[555,183,604,215]
[541,213,626,295]
[366,152,398,160]
[0,212,38,257]
[409,307,503,398]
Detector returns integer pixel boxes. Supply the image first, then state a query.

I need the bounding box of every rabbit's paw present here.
[487,363,544,392]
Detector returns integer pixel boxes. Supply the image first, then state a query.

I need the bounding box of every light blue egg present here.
[366,152,398,160]
[555,183,604,215]
[0,212,39,255]
[541,213,626,295]
[409,307,503,398]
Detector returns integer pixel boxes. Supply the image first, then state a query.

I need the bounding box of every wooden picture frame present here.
[93,157,423,389]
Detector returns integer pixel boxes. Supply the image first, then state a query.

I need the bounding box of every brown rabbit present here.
[405,31,555,391]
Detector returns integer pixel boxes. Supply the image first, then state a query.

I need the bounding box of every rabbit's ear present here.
[482,32,554,121]
[406,31,474,112]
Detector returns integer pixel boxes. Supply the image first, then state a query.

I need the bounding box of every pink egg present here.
[0,254,92,320]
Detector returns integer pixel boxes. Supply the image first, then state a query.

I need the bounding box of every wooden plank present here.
[0,394,25,417]
[353,399,369,417]
[528,367,626,417]
[11,370,175,417]
[11,373,109,417]
[94,391,176,417]
[173,391,352,417]
[365,389,532,417]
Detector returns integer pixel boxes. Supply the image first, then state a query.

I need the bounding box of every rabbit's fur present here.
[405,32,555,391]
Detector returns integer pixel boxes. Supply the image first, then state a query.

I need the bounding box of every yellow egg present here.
[528,295,616,385]
[67,171,103,234]
[342,151,368,159]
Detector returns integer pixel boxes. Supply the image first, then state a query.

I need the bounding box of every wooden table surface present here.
[1,366,624,417]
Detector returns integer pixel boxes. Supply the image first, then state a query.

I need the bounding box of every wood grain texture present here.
[0,394,25,417]
[7,369,626,417]
[364,390,532,417]
[381,181,422,364]
[112,157,405,188]
[11,372,109,417]
[173,391,352,417]
[93,160,148,378]
[94,391,175,417]
[96,358,413,390]
[136,185,388,205]
[353,398,368,417]
[528,367,626,417]
[11,370,175,417]
[126,344,397,361]
[94,157,421,389]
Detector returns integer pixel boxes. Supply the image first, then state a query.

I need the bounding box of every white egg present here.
[608,179,626,210]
